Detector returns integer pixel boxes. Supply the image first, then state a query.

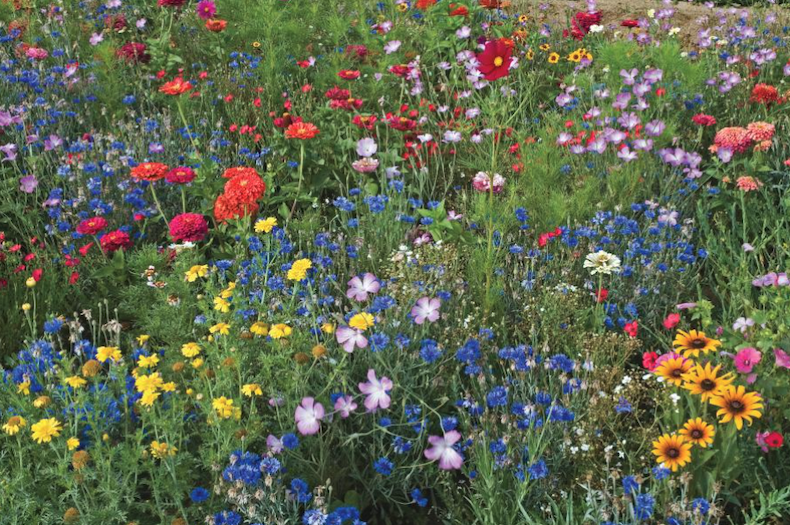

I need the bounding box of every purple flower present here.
[620,68,639,85]
[617,146,638,162]
[19,175,38,193]
[410,297,441,325]
[336,326,368,353]
[196,0,217,20]
[384,40,401,54]
[295,397,325,435]
[424,431,464,470]
[334,395,358,418]
[267,434,283,454]
[645,120,665,137]
[346,272,380,302]
[358,369,393,412]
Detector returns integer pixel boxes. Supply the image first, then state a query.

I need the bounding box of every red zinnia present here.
[169,213,209,243]
[449,3,469,16]
[222,166,259,179]
[338,69,361,80]
[621,19,639,28]
[476,38,513,81]
[213,194,259,223]
[130,162,169,182]
[750,83,779,105]
[116,42,150,64]
[76,217,108,236]
[100,230,132,253]
[285,121,320,140]
[415,0,437,9]
[223,172,266,205]
[165,167,196,184]
[692,114,717,127]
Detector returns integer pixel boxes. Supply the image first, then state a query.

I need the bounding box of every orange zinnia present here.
[285,121,320,140]
[159,77,192,96]
[130,162,169,182]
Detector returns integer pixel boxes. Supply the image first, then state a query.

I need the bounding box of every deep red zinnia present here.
[169,213,208,243]
[100,230,132,253]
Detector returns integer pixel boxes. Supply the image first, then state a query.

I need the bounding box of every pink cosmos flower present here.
[336,326,368,353]
[411,297,441,325]
[294,397,325,435]
[773,348,790,369]
[472,171,505,193]
[734,347,761,374]
[358,369,393,412]
[334,395,358,418]
[346,272,380,302]
[424,430,464,470]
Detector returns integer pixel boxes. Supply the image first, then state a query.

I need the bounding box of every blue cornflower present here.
[190,487,210,503]
[373,457,394,476]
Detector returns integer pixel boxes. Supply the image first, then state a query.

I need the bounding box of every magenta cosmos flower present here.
[294,397,325,435]
[424,430,464,470]
[410,297,441,325]
[334,395,358,418]
[196,0,216,19]
[346,272,380,302]
[336,326,368,353]
[358,369,393,412]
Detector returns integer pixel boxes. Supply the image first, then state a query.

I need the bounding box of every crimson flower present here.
[476,39,513,81]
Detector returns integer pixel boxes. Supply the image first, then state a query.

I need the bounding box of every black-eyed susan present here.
[568,49,582,62]
[679,418,715,447]
[548,52,560,64]
[673,329,722,357]
[710,385,763,430]
[518,14,529,23]
[526,48,534,60]
[539,43,551,51]
[682,362,734,401]
[654,355,693,386]
[652,433,692,471]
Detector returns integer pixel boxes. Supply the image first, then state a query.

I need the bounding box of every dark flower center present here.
[728,400,745,413]
[691,429,703,439]
[667,447,680,458]
[690,338,707,349]
[671,368,683,378]
[701,379,715,390]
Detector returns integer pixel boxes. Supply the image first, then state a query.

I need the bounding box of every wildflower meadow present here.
[2,0,790,523]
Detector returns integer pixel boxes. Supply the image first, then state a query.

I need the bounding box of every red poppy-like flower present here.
[415,0,437,9]
[642,351,659,371]
[100,230,132,253]
[205,19,227,32]
[750,83,779,105]
[765,432,784,449]
[449,3,469,16]
[476,38,513,81]
[159,77,193,96]
[595,288,608,303]
[76,217,108,236]
[621,19,639,28]
[32,268,43,282]
[69,271,80,284]
[663,313,681,330]
[158,0,187,7]
[624,320,638,338]
[116,42,150,64]
[338,69,360,80]
[169,213,209,243]
[224,172,266,204]
[692,114,717,127]
[213,193,259,223]
[285,121,320,140]
[165,167,196,184]
[130,162,169,182]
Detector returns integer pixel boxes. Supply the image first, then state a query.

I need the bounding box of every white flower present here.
[583,251,622,276]
[589,24,604,33]
[356,138,377,158]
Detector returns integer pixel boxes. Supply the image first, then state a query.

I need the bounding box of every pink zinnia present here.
[736,176,763,192]
[424,430,464,470]
[294,397,324,435]
[346,272,380,302]
[165,166,196,185]
[169,213,208,243]
[410,297,441,325]
[734,347,761,374]
[196,0,217,19]
[358,369,393,412]
[712,127,752,154]
[746,121,775,142]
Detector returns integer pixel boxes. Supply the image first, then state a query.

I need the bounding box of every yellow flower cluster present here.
[287,258,312,281]
[254,216,278,233]
[185,265,209,282]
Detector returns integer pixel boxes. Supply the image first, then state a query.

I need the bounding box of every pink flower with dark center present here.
[424,430,464,470]
[346,272,380,302]
[734,347,761,374]
[335,326,368,353]
[410,297,441,325]
[358,369,393,412]
[294,397,324,435]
